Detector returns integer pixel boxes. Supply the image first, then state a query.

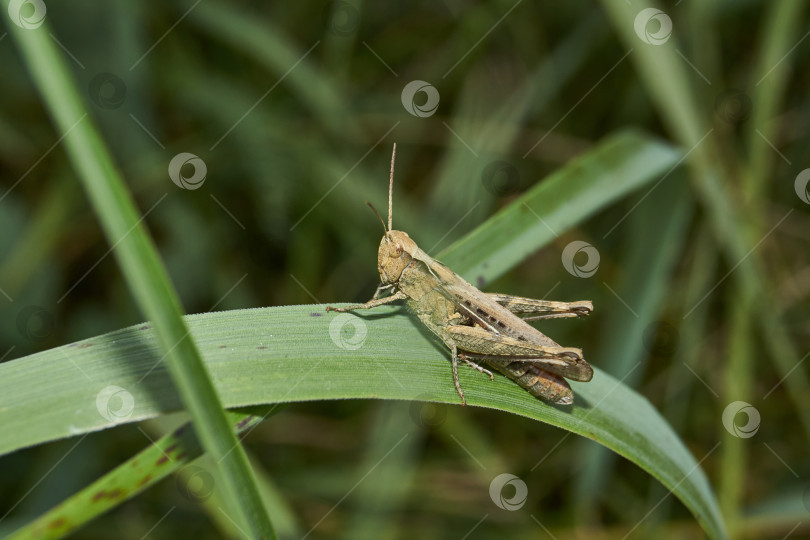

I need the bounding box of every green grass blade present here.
[344,402,423,539]
[599,0,810,443]
[0,304,726,539]
[745,0,807,198]
[572,171,695,517]
[642,226,719,531]
[719,294,756,535]
[189,0,353,141]
[7,20,276,539]
[6,411,266,540]
[438,129,682,283]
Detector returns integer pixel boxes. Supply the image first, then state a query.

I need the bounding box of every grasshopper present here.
[326,144,593,406]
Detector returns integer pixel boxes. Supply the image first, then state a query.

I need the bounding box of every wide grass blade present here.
[0,304,726,539]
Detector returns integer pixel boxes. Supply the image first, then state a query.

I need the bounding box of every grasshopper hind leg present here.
[488,294,593,321]
[450,343,465,406]
[458,353,494,381]
[449,346,496,407]
[483,357,574,405]
[415,313,494,406]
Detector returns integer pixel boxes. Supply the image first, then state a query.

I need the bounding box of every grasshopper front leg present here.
[488,294,593,321]
[458,354,494,381]
[372,283,394,299]
[326,290,407,312]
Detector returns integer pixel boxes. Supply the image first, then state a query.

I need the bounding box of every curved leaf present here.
[0,304,725,538]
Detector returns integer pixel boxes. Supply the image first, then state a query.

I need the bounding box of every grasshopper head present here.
[377,230,416,284]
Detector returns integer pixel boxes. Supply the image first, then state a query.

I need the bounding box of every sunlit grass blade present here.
[0,303,726,539]
[7,19,276,539]
[439,129,682,282]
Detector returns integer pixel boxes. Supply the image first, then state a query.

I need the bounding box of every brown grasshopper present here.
[326,144,593,405]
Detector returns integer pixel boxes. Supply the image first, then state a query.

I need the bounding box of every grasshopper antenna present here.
[389,143,396,231]
[366,202,387,233]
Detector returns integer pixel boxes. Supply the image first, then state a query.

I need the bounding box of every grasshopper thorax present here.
[377,230,416,285]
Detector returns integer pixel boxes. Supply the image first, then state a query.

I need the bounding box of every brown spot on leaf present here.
[48,518,66,529]
[138,474,153,486]
[77,343,94,349]
[309,312,323,317]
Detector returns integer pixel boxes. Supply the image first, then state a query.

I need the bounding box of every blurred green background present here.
[1,0,808,538]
